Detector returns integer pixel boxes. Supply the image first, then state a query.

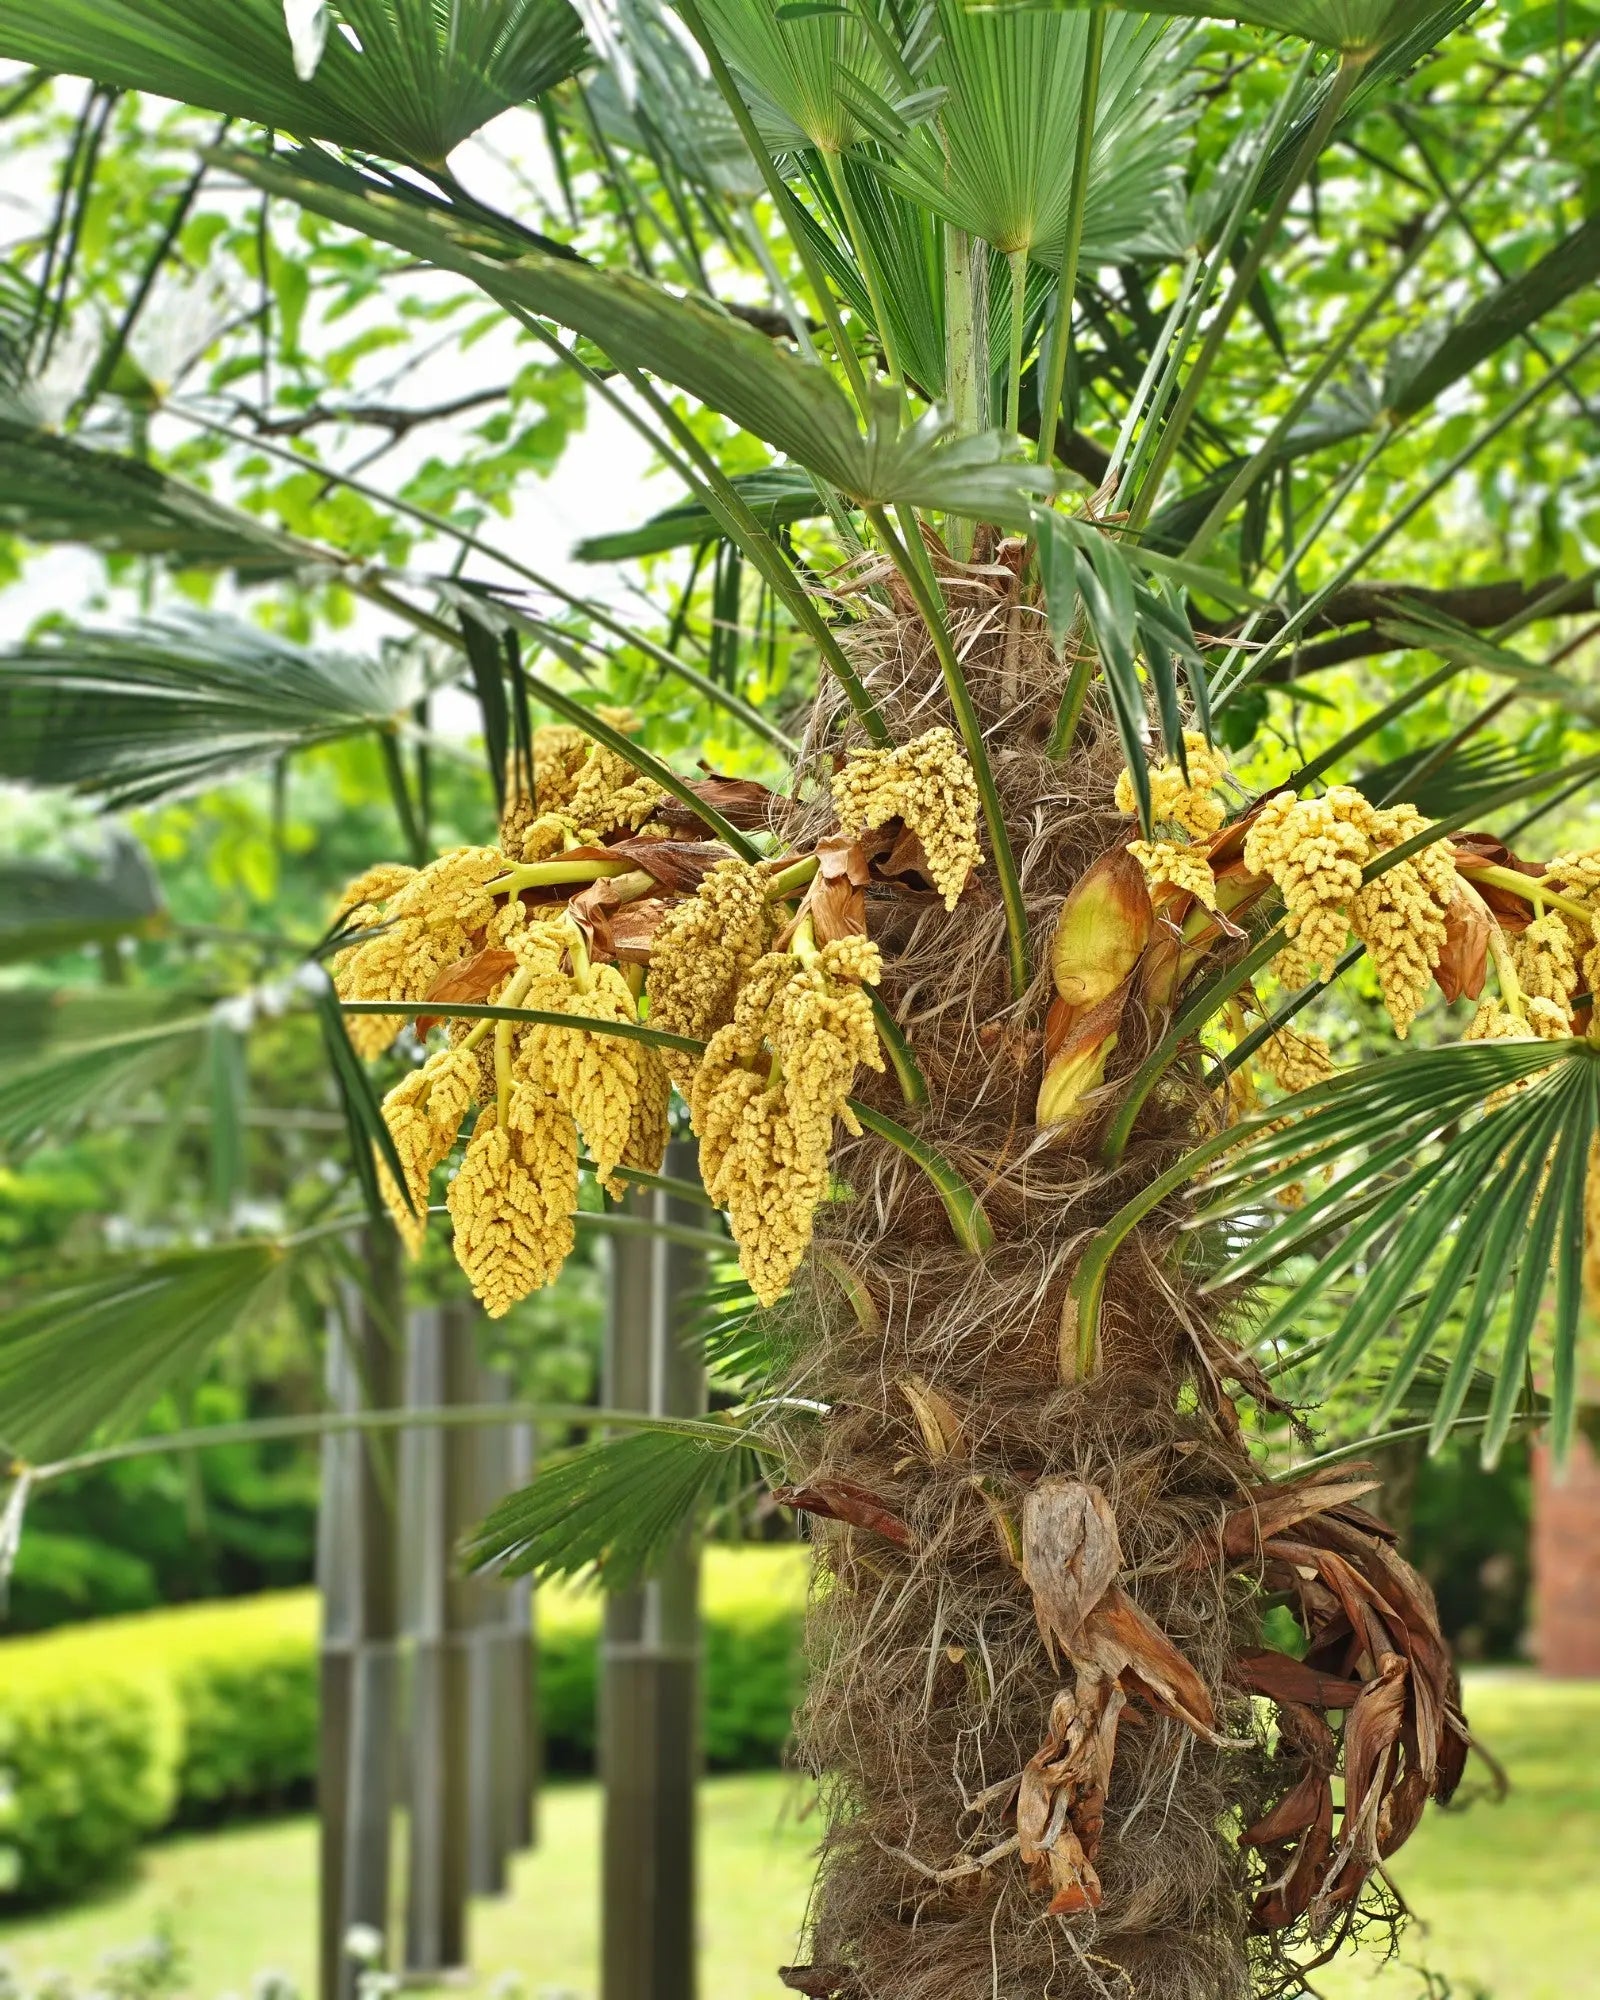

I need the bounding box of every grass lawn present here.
[1,1674,1594,2000]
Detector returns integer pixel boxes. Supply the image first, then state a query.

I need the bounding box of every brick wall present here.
[1532,1431,1600,1676]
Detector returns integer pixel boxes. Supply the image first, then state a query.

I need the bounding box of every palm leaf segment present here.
[226,148,1057,524]
[0,612,427,807]
[1204,1038,1600,1467]
[863,4,1192,269]
[0,0,590,167]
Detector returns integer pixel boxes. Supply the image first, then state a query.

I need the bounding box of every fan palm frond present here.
[0,986,214,1156]
[226,148,1057,523]
[864,3,1193,270]
[0,0,590,169]
[463,1422,762,1589]
[0,416,313,575]
[0,612,425,807]
[0,1239,293,1461]
[1201,1038,1600,1466]
[0,836,166,964]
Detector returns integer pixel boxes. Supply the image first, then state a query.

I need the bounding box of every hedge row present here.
[0,1547,806,1907]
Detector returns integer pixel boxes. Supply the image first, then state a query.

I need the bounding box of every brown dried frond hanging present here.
[1216,1464,1469,1933]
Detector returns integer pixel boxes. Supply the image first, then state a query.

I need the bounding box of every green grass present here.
[0,1674,1593,2000]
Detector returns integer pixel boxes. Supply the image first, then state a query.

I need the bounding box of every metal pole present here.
[402,1306,470,1976]
[502,1406,539,1858]
[318,1226,404,2000]
[600,1137,706,2000]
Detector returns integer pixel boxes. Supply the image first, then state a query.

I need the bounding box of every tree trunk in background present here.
[1533,1432,1600,1676]
[601,1138,706,2000]
[318,1225,404,2000]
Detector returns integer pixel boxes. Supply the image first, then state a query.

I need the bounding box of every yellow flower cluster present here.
[329,862,417,929]
[447,1104,578,1319]
[499,712,663,862]
[1117,732,1231,908]
[332,847,508,1058]
[1464,997,1524,1042]
[1512,911,1579,1011]
[1127,837,1219,911]
[499,724,590,856]
[645,858,774,1089]
[377,1047,478,1253]
[1243,788,1369,985]
[1114,730,1230,837]
[691,939,883,1305]
[1243,789,1457,1036]
[1349,805,1457,1039]
[1255,1024,1336,1095]
[517,960,655,1196]
[362,900,670,1311]
[831,726,981,911]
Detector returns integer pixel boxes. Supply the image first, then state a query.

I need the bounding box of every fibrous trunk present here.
[777,546,1450,2000]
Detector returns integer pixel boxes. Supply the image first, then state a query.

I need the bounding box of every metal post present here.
[463,1360,539,1898]
[318,1226,404,2000]
[600,1137,706,2000]
[500,1408,539,1859]
[401,1306,470,1977]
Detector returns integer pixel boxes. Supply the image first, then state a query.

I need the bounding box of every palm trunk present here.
[785,559,1265,2000]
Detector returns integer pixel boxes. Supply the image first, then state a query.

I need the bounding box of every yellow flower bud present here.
[688,942,882,1305]
[447,1103,578,1318]
[832,725,982,911]
[1127,838,1218,911]
[1254,1025,1335,1096]
[333,846,507,1058]
[1115,731,1229,838]
[377,1047,478,1255]
[646,859,774,1091]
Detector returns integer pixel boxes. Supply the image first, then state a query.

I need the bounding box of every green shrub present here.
[0,1546,807,1904]
[537,1546,807,1771]
[0,1660,177,1903]
[173,1643,319,1818]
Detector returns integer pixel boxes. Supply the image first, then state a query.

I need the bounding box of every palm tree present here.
[1,2,1598,1995]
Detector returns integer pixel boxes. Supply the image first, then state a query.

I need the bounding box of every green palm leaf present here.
[1351,735,1561,819]
[574,468,825,561]
[0,0,589,169]
[1085,0,1476,57]
[865,4,1192,267]
[690,0,908,154]
[0,987,213,1156]
[0,836,166,964]
[225,147,1057,520]
[462,1423,759,1588]
[1199,1037,1600,1465]
[0,1240,290,1462]
[0,417,312,576]
[1384,210,1600,420]
[0,613,425,806]
[1033,510,1211,823]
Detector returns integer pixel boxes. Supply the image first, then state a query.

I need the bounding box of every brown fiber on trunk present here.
[767,544,1420,2000]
